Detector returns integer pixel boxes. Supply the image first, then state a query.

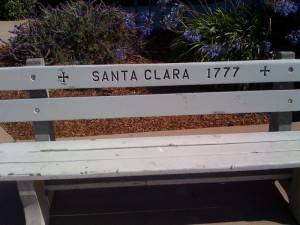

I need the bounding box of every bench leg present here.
[289,169,300,223]
[17,181,49,225]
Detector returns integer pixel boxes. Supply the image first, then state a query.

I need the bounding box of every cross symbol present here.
[58,71,69,82]
[260,66,270,76]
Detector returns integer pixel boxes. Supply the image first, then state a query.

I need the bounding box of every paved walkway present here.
[0,20,25,45]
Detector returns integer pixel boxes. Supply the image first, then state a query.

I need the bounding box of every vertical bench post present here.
[17,58,54,225]
[269,52,300,222]
[27,58,55,142]
[269,51,294,132]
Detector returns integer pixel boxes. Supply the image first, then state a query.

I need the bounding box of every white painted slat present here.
[0,60,300,90]
[2,130,299,151]
[0,138,299,163]
[6,130,300,149]
[0,131,299,181]
[0,90,299,122]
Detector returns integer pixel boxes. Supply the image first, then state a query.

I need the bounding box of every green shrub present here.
[160,1,272,61]
[1,1,147,65]
[0,0,37,20]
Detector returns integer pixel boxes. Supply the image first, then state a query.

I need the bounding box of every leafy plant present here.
[159,0,272,62]
[1,0,150,65]
[0,0,37,20]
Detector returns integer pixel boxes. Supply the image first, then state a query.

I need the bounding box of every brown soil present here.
[0,46,269,141]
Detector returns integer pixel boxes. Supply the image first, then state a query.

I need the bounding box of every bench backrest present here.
[0,58,299,123]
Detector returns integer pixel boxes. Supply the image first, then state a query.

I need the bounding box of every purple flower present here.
[162,4,186,29]
[123,11,154,36]
[262,40,272,54]
[123,13,136,30]
[274,0,298,16]
[201,44,225,59]
[137,10,154,36]
[116,48,126,60]
[183,29,201,42]
[234,39,242,50]
[41,44,48,50]
[157,0,172,6]
[255,41,272,55]
[286,30,300,45]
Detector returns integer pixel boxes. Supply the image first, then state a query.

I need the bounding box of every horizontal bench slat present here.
[0,90,299,122]
[0,131,299,181]
[44,172,292,189]
[0,60,299,90]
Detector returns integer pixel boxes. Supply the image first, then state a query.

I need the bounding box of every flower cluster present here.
[256,40,272,54]
[137,11,154,36]
[183,29,201,42]
[273,0,298,16]
[162,4,186,29]
[157,0,172,6]
[262,40,272,54]
[234,39,242,51]
[123,11,154,36]
[201,45,226,59]
[286,30,300,45]
[122,13,136,30]
[116,48,126,60]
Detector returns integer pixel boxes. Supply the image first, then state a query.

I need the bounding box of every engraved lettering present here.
[102,71,109,81]
[173,69,179,79]
[154,70,161,80]
[207,66,240,79]
[111,71,119,81]
[223,67,230,77]
[92,71,99,81]
[207,68,211,78]
[173,69,180,78]
[131,71,137,81]
[121,70,128,81]
[92,68,190,83]
[145,70,152,80]
[214,68,221,78]
[164,70,171,79]
[233,66,240,77]
[182,69,189,79]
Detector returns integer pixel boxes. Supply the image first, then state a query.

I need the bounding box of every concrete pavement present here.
[0,126,13,143]
[0,20,26,45]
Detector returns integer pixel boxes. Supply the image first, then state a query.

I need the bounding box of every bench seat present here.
[1,131,299,182]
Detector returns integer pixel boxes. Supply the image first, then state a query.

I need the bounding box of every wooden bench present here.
[0,52,300,225]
